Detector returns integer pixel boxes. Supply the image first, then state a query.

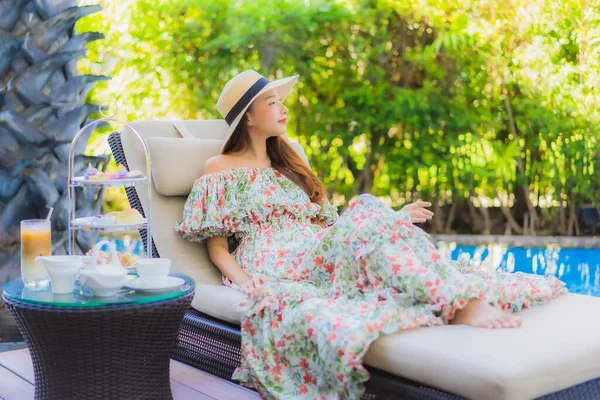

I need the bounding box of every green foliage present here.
[77,0,599,234]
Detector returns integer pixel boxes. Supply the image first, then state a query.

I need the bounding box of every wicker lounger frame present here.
[108,131,599,400]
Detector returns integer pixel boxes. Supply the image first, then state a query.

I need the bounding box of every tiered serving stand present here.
[67,104,152,257]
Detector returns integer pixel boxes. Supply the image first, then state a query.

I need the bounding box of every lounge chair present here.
[108,120,600,400]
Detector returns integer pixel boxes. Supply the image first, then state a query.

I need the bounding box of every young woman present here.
[176,70,566,399]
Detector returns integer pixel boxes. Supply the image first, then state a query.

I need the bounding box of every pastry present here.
[105,209,143,224]
[118,252,139,267]
[84,247,139,267]
[87,172,109,180]
[108,164,128,180]
[84,163,98,178]
[83,163,143,181]
[85,163,109,180]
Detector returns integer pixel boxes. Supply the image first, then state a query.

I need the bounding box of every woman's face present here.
[246,88,289,138]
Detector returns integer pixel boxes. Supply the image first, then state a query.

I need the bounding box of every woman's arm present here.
[206,236,251,286]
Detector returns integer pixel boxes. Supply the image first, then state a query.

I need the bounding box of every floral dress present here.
[175,166,566,400]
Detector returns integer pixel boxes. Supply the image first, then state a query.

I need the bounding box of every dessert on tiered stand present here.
[105,209,144,224]
[84,243,140,268]
[67,105,154,297]
[80,209,145,228]
[83,163,144,181]
[71,162,148,231]
[72,208,146,231]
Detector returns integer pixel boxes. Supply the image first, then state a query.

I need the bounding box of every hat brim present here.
[222,74,299,151]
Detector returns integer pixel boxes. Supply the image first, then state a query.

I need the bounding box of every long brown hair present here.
[222,111,327,205]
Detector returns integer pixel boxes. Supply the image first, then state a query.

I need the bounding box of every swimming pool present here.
[439,244,600,297]
[109,237,600,297]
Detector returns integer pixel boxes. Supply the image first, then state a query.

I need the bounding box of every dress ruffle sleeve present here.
[174,173,244,244]
[316,196,339,226]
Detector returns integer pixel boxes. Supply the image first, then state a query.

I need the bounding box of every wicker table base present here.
[4,292,193,400]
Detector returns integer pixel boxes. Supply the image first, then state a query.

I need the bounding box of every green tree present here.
[78,0,600,236]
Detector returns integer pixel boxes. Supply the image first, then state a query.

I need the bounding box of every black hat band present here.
[225,77,270,125]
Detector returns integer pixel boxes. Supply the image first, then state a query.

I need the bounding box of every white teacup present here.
[135,258,170,285]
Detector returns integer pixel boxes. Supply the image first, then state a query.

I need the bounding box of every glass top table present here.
[2,273,194,308]
[3,272,195,400]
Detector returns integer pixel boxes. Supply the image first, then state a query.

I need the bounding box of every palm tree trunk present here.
[0,0,108,342]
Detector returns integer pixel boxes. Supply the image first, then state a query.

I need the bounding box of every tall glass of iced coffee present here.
[20,219,51,290]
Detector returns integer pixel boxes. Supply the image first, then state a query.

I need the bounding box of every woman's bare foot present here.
[450,299,522,329]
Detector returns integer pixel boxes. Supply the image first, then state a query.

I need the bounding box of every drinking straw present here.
[46,206,54,220]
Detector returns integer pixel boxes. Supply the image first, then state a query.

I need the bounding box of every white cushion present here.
[366,293,600,400]
[192,284,248,324]
[147,137,224,196]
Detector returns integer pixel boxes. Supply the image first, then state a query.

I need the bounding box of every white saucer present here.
[72,216,147,229]
[124,276,185,292]
[72,176,146,186]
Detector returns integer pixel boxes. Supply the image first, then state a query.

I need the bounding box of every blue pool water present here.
[444,245,600,297]
[110,237,600,297]
[111,236,145,255]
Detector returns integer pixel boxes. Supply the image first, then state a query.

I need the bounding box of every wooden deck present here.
[0,349,260,400]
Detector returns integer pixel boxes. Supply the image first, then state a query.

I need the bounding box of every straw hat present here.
[217,70,299,146]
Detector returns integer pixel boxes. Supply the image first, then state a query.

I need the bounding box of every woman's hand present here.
[400,200,434,223]
[238,274,269,299]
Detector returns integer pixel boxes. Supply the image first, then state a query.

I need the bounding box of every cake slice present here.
[105,209,143,224]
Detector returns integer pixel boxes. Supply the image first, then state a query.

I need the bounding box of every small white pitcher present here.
[79,240,128,297]
[35,255,83,294]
